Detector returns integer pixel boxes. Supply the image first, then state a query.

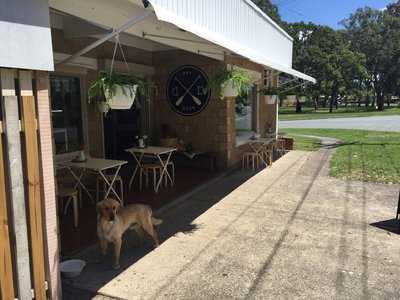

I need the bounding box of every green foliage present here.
[341,6,400,109]
[208,68,252,98]
[88,71,151,103]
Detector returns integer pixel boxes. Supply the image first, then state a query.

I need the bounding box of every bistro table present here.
[58,158,127,205]
[125,146,177,193]
[248,137,275,167]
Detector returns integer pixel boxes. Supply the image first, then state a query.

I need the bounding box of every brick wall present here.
[36,71,61,300]
[152,50,231,169]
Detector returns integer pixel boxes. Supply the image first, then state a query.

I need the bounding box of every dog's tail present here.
[152,217,163,226]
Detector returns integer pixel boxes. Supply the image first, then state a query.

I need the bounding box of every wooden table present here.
[248,138,275,167]
[125,146,177,193]
[58,158,127,205]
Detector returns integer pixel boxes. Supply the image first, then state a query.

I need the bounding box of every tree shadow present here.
[370,219,400,235]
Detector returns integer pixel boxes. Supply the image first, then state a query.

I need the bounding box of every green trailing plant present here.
[89,72,135,100]
[208,68,252,98]
[88,71,154,113]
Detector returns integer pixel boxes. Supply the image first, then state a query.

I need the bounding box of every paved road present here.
[67,151,400,300]
[279,115,400,132]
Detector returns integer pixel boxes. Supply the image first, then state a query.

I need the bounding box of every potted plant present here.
[88,71,148,114]
[209,67,252,99]
[259,86,281,104]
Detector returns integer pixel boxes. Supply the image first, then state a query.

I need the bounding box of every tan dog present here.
[97,198,162,269]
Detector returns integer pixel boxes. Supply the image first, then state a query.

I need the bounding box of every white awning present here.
[147,0,316,83]
[49,0,315,83]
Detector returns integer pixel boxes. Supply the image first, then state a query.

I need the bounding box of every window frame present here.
[235,84,260,147]
[50,72,89,163]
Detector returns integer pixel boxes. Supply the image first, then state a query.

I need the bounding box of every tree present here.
[286,23,367,112]
[387,0,400,17]
[341,7,400,110]
[250,0,285,27]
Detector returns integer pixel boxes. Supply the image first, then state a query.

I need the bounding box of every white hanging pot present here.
[266,95,278,105]
[97,102,110,114]
[221,81,238,98]
[105,84,138,110]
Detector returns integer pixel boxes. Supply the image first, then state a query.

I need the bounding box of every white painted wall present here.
[0,0,54,71]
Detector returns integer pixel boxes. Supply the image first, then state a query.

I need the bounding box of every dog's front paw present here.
[112,264,121,270]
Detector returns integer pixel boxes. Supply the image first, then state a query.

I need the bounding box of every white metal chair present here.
[242,152,261,170]
[56,184,79,228]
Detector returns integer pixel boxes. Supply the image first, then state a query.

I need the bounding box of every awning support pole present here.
[56,11,152,67]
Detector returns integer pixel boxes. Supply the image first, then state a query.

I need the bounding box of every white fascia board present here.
[0,0,54,71]
[148,0,315,83]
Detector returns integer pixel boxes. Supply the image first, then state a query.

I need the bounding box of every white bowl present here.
[60,259,86,278]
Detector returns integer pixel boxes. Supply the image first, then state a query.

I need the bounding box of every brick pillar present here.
[36,71,61,300]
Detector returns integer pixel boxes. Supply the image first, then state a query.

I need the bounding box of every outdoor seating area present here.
[242,136,290,170]
[56,134,293,256]
[56,149,220,255]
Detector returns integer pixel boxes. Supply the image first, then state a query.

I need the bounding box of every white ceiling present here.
[50,9,174,52]
[49,0,228,60]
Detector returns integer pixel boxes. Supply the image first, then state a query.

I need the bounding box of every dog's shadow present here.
[64,221,202,291]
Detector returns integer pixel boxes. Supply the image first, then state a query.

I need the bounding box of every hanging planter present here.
[259,87,281,104]
[266,94,278,104]
[105,84,138,110]
[221,81,238,98]
[88,72,146,114]
[88,34,152,114]
[209,68,252,99]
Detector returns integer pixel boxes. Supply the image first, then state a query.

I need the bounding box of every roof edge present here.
[243,0,294,42]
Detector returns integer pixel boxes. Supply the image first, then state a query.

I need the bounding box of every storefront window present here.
[236,85,258,141]
[50,76,84,154]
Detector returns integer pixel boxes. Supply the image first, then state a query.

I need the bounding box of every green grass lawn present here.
[279,105,400,121]
[285,134,322,151]
[280,128,400,184]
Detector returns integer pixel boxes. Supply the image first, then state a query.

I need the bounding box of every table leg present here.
[99,166,123,205]
[129,152,144,190]
[68,167,93,201]
[155,152,173,193]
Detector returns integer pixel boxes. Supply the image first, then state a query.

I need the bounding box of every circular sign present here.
[167,65,211,116]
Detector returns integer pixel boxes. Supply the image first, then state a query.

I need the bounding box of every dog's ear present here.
[114,200,121,212]
[96,201,104,215]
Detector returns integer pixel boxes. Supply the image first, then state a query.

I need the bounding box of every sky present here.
[272,0,396,29]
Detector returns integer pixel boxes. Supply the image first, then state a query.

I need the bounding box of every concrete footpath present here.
[65,150,400,300]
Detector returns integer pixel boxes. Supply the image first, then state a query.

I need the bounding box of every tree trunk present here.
[314,96,318,111]
[365,95,370,107]
[296,97,302,113]
[330,88,338,113]
[329,96,335,113]
[322,97,327,108]
[376,92,385,111]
